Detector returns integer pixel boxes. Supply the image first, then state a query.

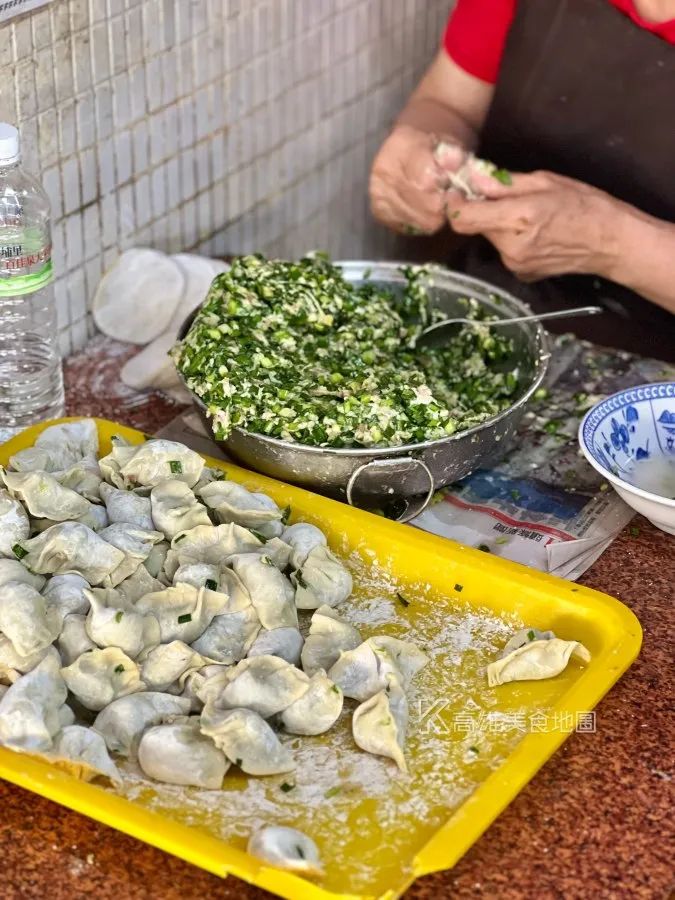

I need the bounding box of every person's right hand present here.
[369,125,463,235]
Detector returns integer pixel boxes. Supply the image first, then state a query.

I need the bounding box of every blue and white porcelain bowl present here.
[579,382,675,535]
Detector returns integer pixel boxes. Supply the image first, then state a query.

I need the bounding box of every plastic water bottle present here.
[0,123,64,431]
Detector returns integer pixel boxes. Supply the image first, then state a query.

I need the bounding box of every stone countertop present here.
[0,339,672,900]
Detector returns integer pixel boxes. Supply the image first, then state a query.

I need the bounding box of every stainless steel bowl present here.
[177,261,550,521]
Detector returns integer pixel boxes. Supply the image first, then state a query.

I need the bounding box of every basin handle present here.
[345,457,435,523]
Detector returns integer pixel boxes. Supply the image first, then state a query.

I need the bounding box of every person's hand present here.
[369,126,464,235]
[446,170,622,280]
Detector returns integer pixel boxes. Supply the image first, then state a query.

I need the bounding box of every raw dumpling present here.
[50,725,121,783]
[300,605,361,677]
[0,634,51,684]
[368,636,429,688]
[191,605,261,664]
[134,583,234,643]
[57,614,96,665]
[213,655,309,718]
[0,650,68,751]
[352,677,408,772]
[0,582,62,657]
[292,545,352,610]
[18,523,126,585]
[93,691,192,756]
[98,522,165,584]
[42,573,91,616]
[500,627,557,657]
[247,627,303,666]
[173,562,220,590]
[28,502,108,535]
[199,481,284,538]
[144,540,169,578]
[116,565,165,604]
[247,826,323,877]
[0,558,45,591]
[487,638,591,687]
[328,640,401,702]
[280,669,343,736]
[200,705,295,775]
[281,522,327,569]
[85,589,160,659]
[140,640,214,692]
[61,647,145,711]
[150,480,211,540]
[163,523,263,579]
[0,488,29,557]
[97,437,140,488]
[138,720,228,788]
[251,536,293,571]
[232,553,298,629]
[0,468,91,521]
[116,439,204,489]
[10,419,99,472]
[99,482,154,530]
[54,458,103,502]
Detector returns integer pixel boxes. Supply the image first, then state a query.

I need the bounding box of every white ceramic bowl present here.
[579,382,675,535]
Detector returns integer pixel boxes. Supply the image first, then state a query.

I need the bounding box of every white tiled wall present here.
[0,0,451,355]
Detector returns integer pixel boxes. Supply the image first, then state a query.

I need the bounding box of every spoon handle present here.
[491,305,604,326]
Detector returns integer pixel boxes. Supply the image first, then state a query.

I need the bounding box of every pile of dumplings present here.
[0,420,429,793]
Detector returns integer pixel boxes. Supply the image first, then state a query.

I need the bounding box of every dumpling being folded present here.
[138,720,229,788]
[0,467,91,521]
[0,582,62,657]
[99,482,154,530]
[93,691,192,756]
[300,605,361,676]
[291,545,352,610]
[213,655,309,718]
[85,589,160,659]
[198,481,284,538]
[232,553,297,629]
[18,523,126,585]
[150,480,211,540]
[352,676,408,772]
[49,725,121,784]
[0,650,68,752]
[61,646,145,711]
[280,669,343,735]
[200,704,295,775]
[487,637,591,687]
[0,488,29,558]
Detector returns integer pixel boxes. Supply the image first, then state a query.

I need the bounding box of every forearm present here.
[605,205,675,315]
[396,97,479,150]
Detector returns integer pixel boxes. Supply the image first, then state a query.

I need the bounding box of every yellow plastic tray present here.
[0,418,641,900]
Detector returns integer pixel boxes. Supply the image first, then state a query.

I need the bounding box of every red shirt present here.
[443,0,675,83]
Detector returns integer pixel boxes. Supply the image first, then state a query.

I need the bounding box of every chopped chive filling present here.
[114,664,124,673]
[281,505,291,524]
[177,613,192,624]
[115,610,124,623]
[169,460,183,474]
[12,544,27,560]
[173,255,517,449]
[204,578,217,590]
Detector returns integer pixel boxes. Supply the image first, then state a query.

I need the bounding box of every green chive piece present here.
[12,544,27,560]
[235,757,242,767]
[324,786,341,798]
[331,684,340,694]
[115,610,124,623]
[174,533,186,543]
[280,782,295,793]
[492,168,512,185]
[630,525,640,537]
[114,664,124,673]
[396,591,410,607]
[454,583,463,592]
[527,629,535,641]
[205,578,217,591]
[295,570,308,588]
[295,845,306,859]
[478,544,491,553]
[169,460,183,474]
[495,536,509,545]
[260,555,274,567]
[249,529,268,544]
[177,613,192,624]
[468,745,479,754]
[281,504,291,525]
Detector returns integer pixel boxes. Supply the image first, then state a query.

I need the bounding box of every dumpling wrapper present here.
[163,523,263,580]
[58,614,97,665]
[190,571,260,664]
[213,655,310,718]
[134,583,236,643]
[0,582,62,657]
[247,627,303,666]
[98,522,165,584]
[352,677,409,772]
[500,627,557,658]
[0,650,68,752]
[93,248,186,344]
[61,646,145,711]
[29,502,108,535]
[247,826,324,878]
[138,720,229,789]
[140,640,217,692]
[200,704,295,775]
[0,634,52,685]
[99,482,154,530]
[300,605,361,677]
[281,522,327,569]
[46,725,121,784]
[0,558,45,591]
[9,419,99,473]
[150,480,211,540]
[487,638,591,687]
[292,545,352,610]
[0,467,91,521]
[85,589,161,659]
[18,522,126,586]
[93,691,192,757]
[117,439,204,489]
[0,488,29,557]
[329,636,427,701]
[232,553,298,630]
[199,481,283,538]
[42,573,91,617]
[173,561,220,590]
[280,669,343,736]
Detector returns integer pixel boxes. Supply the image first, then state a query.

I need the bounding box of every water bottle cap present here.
[0,123,20,165]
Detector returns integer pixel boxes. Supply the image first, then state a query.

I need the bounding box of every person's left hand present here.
[446,170,623,281]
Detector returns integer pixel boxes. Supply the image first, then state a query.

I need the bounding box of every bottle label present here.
[0,257,53,296]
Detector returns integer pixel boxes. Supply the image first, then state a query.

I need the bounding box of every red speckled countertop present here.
[1,338,672,900]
